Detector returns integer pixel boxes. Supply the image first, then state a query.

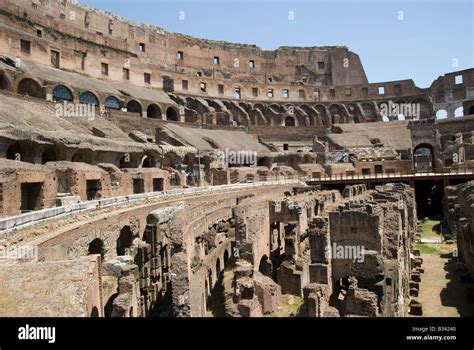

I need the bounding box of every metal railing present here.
[0,178,303,233]
[306,168,474,182]
[1,168,473,233]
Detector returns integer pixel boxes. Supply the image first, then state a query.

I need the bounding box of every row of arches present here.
[5,72,468,127]
[435,106,472,119]
[5,140,163,169]
[0,73,180,120]
[51,84,179,120]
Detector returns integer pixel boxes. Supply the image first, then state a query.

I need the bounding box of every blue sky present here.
[81,0,473,88]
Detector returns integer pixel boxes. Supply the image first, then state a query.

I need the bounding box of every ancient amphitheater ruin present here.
[0,0,472,319]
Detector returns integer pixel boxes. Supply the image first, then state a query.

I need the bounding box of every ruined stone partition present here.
[301,183,416,317]
[445,181,474,277]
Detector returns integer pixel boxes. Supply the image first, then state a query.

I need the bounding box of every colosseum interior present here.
[0,0,472,320]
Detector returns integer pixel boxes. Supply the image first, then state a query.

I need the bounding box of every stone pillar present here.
[284,222,298,261]
[308,218,331,286]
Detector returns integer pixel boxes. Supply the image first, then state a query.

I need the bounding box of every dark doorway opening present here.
[258,255,272,277]
[126,100,142,115]
[90,307,99,317]
[153,178,164,192]
[41,147,57,164]
[142,156,154,168]
[117,226,134,256]
[86,180,101,200]
[206,265,226,317]
[166,107,179,122]
[104,293,118,317]
[133,178,145,194]
[284,116,295,127]
[147,104,161,119]
[20,182,43,212]
[413,144,434,172]
[7,142,24,161]
[414,180,443,218]
[88,238,105,259]
[0,73,9,90]
[18,78,44,99]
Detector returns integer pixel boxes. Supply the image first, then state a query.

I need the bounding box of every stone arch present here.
[215,112,230,125]
[79,91,99,106]
[454,106,464,117]
[52,84,73,102]
[166,106,179,122]
[413,143,435,172]
[147,103,162,119]
[117,226,134,256]
[140,154,156,168]
[362,102,377,122]
[346,103,357,115]
[104,293,119,317]
[162,151,179,169]
[253,103,266,114]
[301,104,322,125]
[41,146,57,164]
[6,142,24,161]
[126,100,142,115]
[314,104,327,125]
[71,149,93,163]
[104,96,121,110]
[17,77,45,99]
[270,103,286,114]
[436,109,448,119]
[329,104,344,124]
[88,238,105,259]
[0,71,12,91]
[250,109,267,125]
[284,116,296,127]
[239,101,251,113]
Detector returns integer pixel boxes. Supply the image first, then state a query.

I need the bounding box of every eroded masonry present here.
[0,0,473,317]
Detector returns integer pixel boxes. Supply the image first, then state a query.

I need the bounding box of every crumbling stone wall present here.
[304,183,416,317]
[445,181,474,276]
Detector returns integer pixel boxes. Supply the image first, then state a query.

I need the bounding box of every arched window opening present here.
[166,107,179,122]
[284,116,295,127]
[52,85,73,102]
[147,104,162,119]
[105,96,121,110]
[79,91,98,106]
[18,78,44,99]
